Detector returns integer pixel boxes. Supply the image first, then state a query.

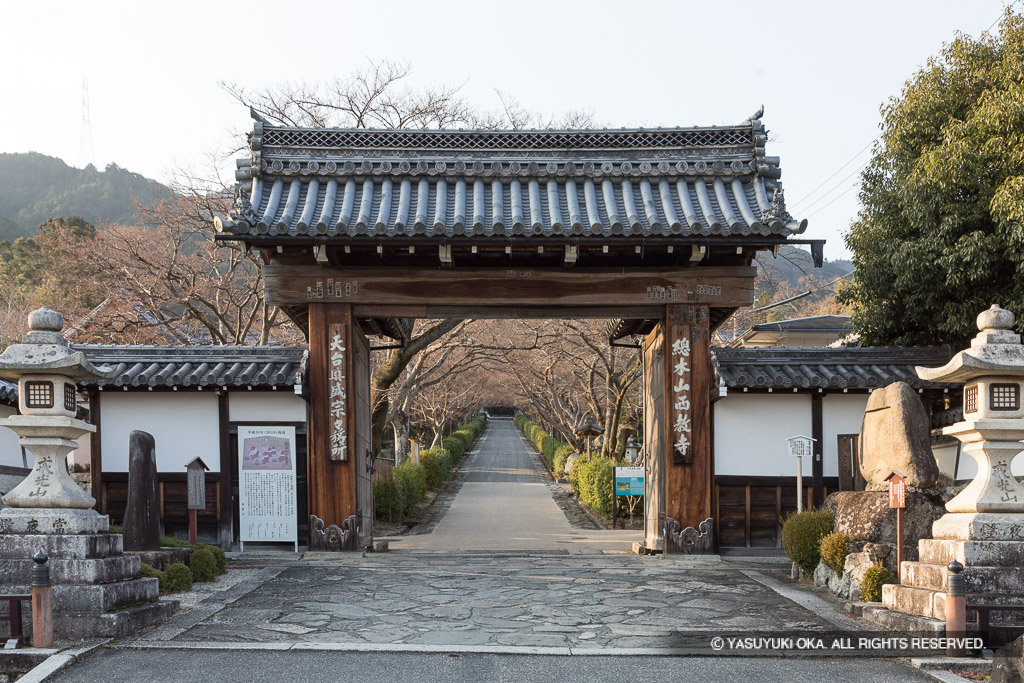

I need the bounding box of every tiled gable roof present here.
[72,346,307,389]
[713,346,956,390]
[216,117,808,241]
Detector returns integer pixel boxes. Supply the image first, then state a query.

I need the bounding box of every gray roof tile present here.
[713,346,956,390]
[71,346,307,390]
[217,121,807,240]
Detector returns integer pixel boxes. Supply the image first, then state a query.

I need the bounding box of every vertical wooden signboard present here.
[664,304,712,530]
[308,304,356,530]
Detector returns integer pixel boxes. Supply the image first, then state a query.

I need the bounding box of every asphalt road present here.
[388,418,640,551]
[51,649,937,683]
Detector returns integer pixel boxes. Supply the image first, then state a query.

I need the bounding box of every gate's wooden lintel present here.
[265,265,755,308]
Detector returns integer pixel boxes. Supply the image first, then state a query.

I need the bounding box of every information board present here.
[614,466,644,496]
[238,425,298,551]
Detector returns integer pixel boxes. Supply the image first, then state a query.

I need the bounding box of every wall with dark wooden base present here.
[714,475,839,548]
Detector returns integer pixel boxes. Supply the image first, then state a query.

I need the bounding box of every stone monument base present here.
[883,512,1024,623]
[0,507,178,640]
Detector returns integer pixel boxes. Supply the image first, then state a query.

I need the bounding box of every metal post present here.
[612,484,617,530]
[945,560,966,657]
[796,455,803,512]
[31,552,52,648]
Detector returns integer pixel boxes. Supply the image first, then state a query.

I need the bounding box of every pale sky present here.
[0,0,1015,260]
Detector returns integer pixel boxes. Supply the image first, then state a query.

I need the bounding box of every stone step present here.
[919,538,1024,566]
[0,555,140,585]
[932,513,1024,541]
[883,583,945,621]
[51,577,159,613]
[861,604,945,634]
[0,532,122,559]
[54,598,180,640]
[901,560,1024,594]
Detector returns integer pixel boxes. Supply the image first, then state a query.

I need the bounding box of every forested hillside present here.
[0,153,171,240]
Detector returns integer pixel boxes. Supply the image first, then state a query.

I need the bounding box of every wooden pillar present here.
[307,303,357,529]
[664,304,712,529]
[88,390,102,509]
[811,392,824,507]
[217,391,232,549]
[643,325,666,550]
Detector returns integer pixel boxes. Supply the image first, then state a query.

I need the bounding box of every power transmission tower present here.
[79,77,95,168]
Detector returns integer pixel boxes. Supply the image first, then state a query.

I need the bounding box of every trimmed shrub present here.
[374,481,400,521]
[860,562,892,602]
[819,530,852,575]
[576,456,615,517]
[200,544,227,575]
[140,562,163,580]
[553,444,574,477]
[421,447,453,489]
[160,562,193,593]
[109,523,123,534]
[781,509,835,575]
[159,535,192,548]
[190,547,218,582]
[442,436,465,460]
[394,460,426,516]
[569,455,585,497]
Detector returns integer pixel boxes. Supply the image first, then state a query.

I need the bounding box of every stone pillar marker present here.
[123,430,160,552]
[882,305,1024,624]
[0,307,176,639]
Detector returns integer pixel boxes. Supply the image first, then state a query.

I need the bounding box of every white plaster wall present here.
[715,393,812,476]
[101,393,220,472]
[821,394,870,478]
[932,442,961,480]
[0,405,26,469]
[228,392,306,423]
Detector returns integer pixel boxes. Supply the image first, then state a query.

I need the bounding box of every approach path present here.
[385,417,640,551]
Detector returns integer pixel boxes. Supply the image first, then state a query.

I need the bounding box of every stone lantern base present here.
[882,512,1024,623]
[0,507,178,640]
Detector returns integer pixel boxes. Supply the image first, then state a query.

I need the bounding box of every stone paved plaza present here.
[127,554,857,651]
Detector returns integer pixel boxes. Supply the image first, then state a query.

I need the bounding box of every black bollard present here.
[124,431,160,551]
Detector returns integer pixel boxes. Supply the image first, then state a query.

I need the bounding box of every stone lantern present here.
[0,308,175,638]
[916,304,1024,517]
[882,305,1024,623]
[0,307,111,519]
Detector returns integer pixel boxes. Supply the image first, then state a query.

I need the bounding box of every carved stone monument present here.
[123,430,160,552]
[883,305,1024,624]
[0,308,176,639]
[859,381,940,491]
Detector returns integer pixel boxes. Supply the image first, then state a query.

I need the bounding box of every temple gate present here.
[214,112,818,551]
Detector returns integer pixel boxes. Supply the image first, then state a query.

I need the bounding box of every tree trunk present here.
[393,413,410,466]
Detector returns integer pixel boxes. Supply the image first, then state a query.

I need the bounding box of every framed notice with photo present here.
[238,425,298,551]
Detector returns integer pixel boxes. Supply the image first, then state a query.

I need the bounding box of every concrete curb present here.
[109,639,955,659]
[738,569,865,631]
[17,639,109,683]
[909,654,993,683]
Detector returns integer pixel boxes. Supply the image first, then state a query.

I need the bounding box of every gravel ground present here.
[170,566,264,611]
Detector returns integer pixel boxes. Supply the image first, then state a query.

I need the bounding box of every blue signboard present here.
[614,466,644,496]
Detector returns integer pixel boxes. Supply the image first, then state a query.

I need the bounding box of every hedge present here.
[514,414,574,477]
[374,414,488,521]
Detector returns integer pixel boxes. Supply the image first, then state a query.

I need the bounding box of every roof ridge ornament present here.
[742,104,764,123]
[762,188,788,222]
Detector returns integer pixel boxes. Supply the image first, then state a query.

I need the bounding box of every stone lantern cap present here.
[0,307,113,381]
[916,305,1024,384]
